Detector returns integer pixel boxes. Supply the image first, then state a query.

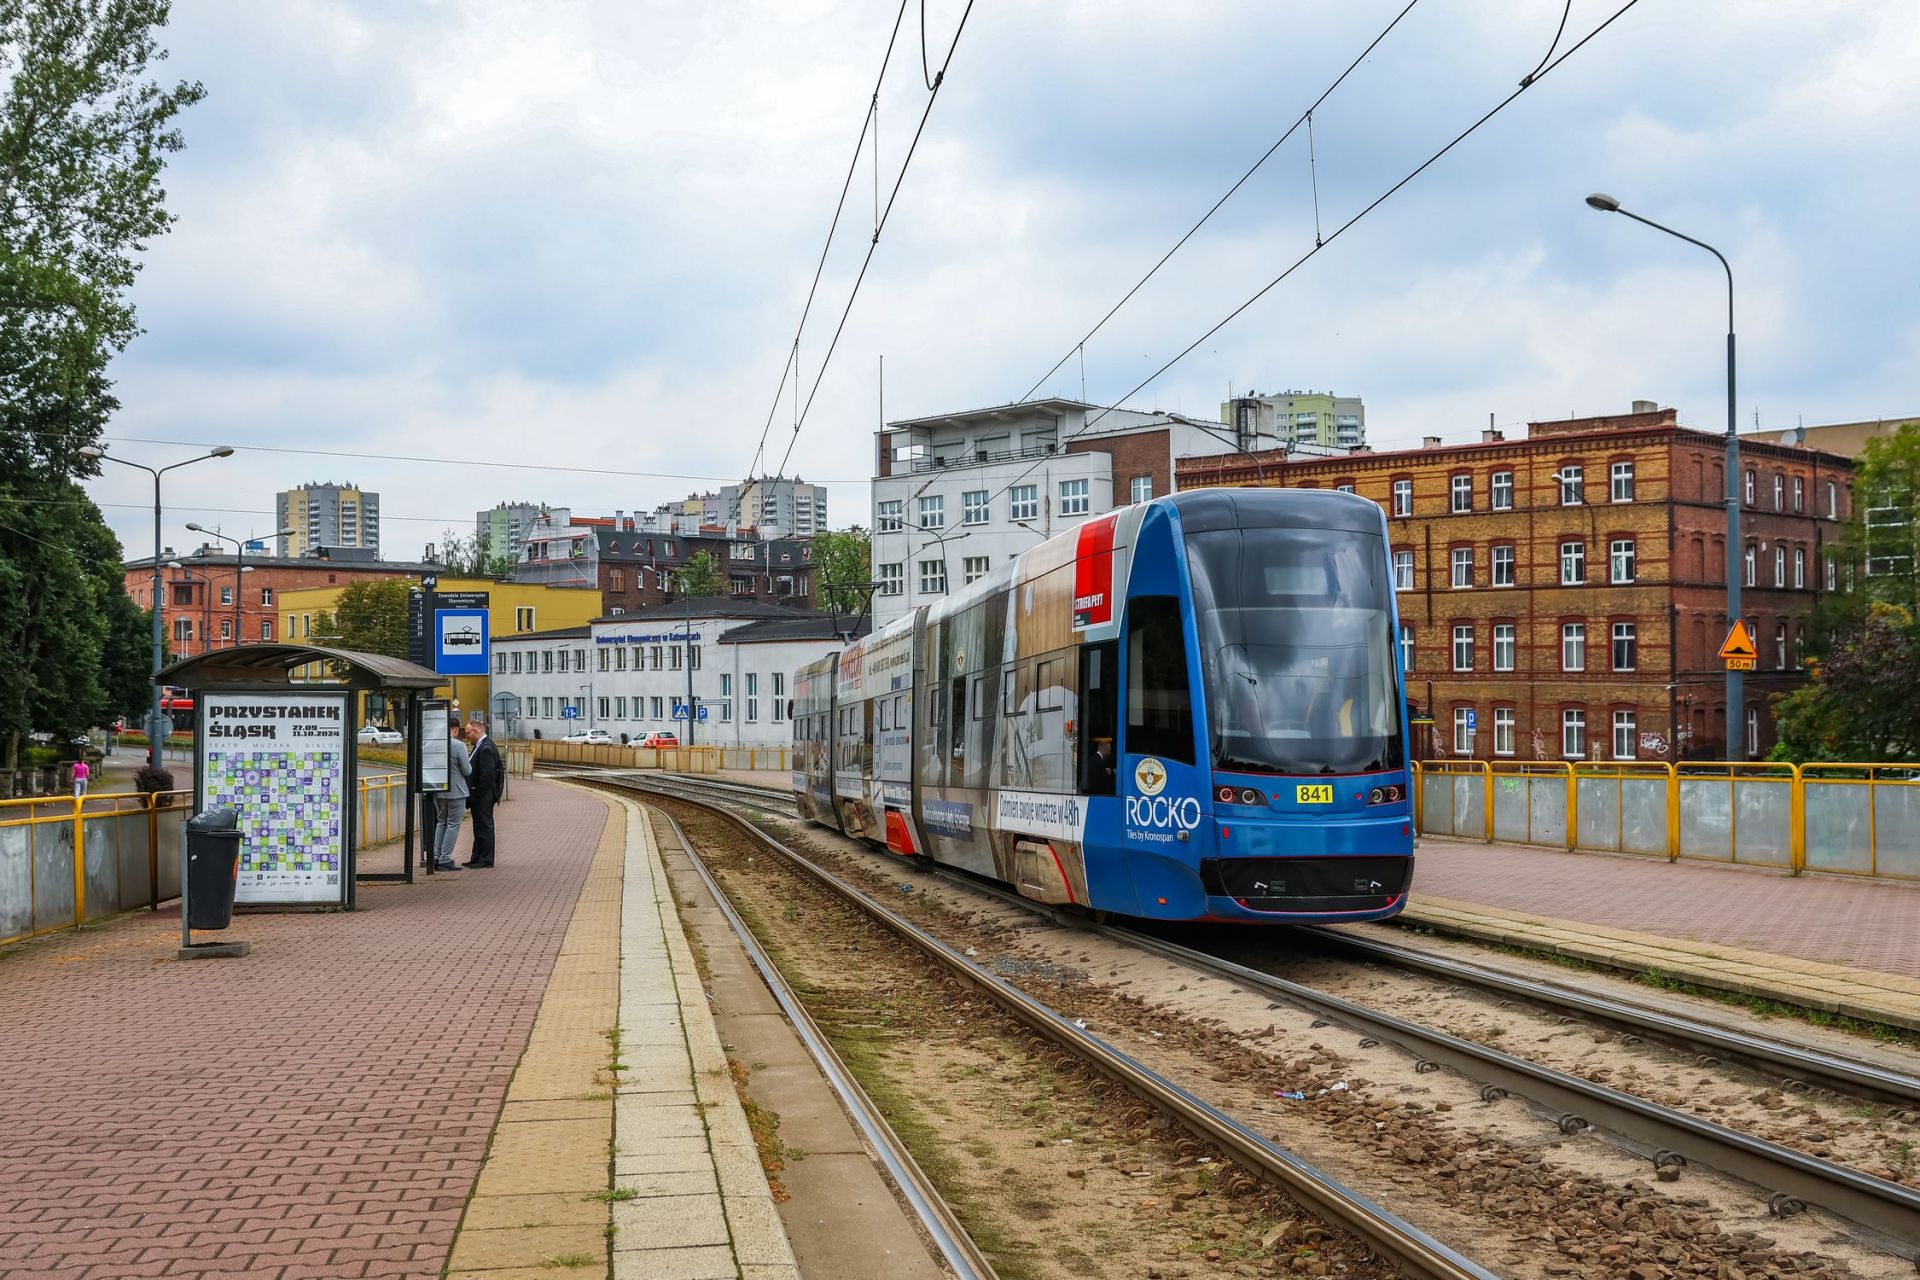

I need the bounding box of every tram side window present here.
[1126,596,1196,764]
[1078,641,1119,795]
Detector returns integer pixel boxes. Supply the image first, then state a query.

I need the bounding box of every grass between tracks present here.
[1441,932,1920,1051]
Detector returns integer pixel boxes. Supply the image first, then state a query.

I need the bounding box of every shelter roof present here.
[156,644,444,691]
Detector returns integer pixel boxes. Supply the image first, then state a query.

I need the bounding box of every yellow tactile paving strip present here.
[1402,894,1920,1032]
[446,788,626,1278]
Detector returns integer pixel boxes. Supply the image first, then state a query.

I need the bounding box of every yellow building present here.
[278,577,603,724]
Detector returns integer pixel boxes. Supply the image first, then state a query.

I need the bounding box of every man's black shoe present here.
[462,861,494,868]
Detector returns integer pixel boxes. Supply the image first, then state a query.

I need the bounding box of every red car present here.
[637,732,680,749]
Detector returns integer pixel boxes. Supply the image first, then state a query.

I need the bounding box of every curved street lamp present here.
[79,444,234,768]
[1583,194,1743,760]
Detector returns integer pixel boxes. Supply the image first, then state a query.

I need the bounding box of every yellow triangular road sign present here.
[1718,620,1757,662]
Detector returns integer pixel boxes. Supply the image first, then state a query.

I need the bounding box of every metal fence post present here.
[71,794,86,929]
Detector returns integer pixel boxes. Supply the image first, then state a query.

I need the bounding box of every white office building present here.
[488,600,865,747]
[869,398,1245,624]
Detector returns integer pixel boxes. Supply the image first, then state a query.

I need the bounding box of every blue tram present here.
[793,488,1414,923]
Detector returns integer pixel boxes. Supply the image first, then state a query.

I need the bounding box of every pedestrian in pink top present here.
[72,759,90,798]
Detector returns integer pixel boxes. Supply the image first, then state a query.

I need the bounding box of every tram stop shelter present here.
[155,644,447,908]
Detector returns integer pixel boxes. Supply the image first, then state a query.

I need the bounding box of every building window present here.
[1492,624,1516,672]
[542,697,554,719]
[511,651,523,674]
[1392,550,1414,591]
[1744,469,1756,506]
[745,673,759,723]
[877,500,903,532]
[1561,622,1586,672]
[1825,481,1838,519]
[1775,621,1788,669]
[1491,471,1513,510]
[651,696,664,720]
[878,562,904,596]
[918,495,944,530]
[1793,476,1804,513]
[689,643,701,671]
[615,647,627,671]
[1560,540,1585,585]
[1493,707,1516,756]
[597,696,610,720]
[1744,543,1756,586]
[962,556,990,585]
[260,587,274,606]
[220,618,233,640]
[615,697,627,719]
[1562,709,1587,759]
[1398,623,1414,674]
[1610,539,1636,584]
[1059,479,1090,516]
[649,645,663,670]
[517,606,535,632]
[218,585,233,606]
[1770,473,1784,510]
[1746,706,1759,758]
[1612,710,1637,760]
[1610,460,1635,502]
[1335,483,1354,494]
[1450,475,1472,512]
[1491,544,1515,587]
[963,490,989,525]
[772,672,786,722]
[1130,475,1153,504]
[1826,558,1837,592]
[919,559,947,594]
[1773,546,1785,586]
[1392,479,1412,516]
[1010,484,1039,521]
[598,648,610,672]
[1453,707,1474,754]
[541,650,553,673]
[669,644,682,670]
[261,619,273,641]
[1611,622,1636,671]
[1558,464,1584,505]
[1450,547,1473,589]
[1793,547,1805,589]
[1451,624,1474,672]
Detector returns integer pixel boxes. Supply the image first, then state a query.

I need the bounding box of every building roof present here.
[718,615,873,645]
[491,625,593,643]
[124,550,444,573]
[597,597,811,623]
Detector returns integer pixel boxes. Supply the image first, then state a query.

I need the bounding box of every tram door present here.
[1076,641,1119,796]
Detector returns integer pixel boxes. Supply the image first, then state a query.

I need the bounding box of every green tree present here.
[674,551,722,598]
[0,1,201,767]
[1771,602,1920,763]
[325,579,412,658]
[812,526,873,615]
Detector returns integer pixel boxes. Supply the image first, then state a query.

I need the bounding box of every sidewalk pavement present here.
[1400,836,1920,1030]
[0,775,605,1280]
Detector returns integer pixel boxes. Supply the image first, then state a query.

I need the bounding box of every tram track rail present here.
[594,774,1502,1280]
[582,769,1920,1265]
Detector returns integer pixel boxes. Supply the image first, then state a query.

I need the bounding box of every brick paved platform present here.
[0,776,605,1280]
[1396,836,1920,1029]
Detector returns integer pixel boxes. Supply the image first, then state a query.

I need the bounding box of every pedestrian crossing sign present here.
[1718,620,1758,671]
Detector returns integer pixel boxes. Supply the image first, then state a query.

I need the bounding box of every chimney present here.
[1422,435,1443,448]
[1482,428,1504,443]
[1631,399,1659,414]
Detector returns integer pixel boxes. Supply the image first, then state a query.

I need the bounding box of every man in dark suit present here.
[464,718,503,867]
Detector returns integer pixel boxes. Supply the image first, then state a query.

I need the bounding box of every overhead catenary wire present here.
[983,0,1646,509]
[769,0,976,484]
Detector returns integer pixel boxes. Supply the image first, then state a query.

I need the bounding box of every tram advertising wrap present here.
[794,490,1414,923]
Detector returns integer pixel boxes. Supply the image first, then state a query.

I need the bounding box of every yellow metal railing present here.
[1413,758,1920,882]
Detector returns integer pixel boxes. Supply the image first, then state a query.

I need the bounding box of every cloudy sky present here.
[85,0,1920,561]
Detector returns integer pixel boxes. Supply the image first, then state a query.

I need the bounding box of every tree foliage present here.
[323,579,412,659]
[437,528,514,579]
[812,526,873,615]
[0,1,201,766]
[673,551,722,598]
[1771,602,1920,763]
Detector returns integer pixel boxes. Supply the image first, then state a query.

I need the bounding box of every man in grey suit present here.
[433,717,472,871]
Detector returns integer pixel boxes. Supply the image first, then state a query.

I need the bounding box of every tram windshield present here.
[1185,526,1402,776]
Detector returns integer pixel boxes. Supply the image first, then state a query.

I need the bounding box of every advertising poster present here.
[199,691,350,905]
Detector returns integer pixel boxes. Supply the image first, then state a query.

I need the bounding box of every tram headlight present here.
[1365,784,1404,806]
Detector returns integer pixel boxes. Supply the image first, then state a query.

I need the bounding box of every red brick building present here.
[1174,406,1855,761]
[121,546,441,659]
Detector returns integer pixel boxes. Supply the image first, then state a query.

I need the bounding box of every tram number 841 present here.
[1295,784,1334,804]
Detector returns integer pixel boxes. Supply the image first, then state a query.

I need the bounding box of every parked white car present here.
[561,729,613,745]
[357,724,403,746]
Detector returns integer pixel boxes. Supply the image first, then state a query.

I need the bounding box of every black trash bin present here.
[185,807,243,930]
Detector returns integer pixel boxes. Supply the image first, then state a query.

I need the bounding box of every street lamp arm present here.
[1610,207,1733,331]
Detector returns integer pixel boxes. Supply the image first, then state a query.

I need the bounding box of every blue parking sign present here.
[1465,709,1477,732]
[434,608,490,675]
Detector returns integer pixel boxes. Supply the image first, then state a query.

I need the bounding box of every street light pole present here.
[1585,194,1743,760]
[80,445,234,770]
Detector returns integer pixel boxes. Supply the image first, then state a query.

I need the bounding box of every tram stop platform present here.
[0,775,803,1280]
[1384,835,1920,1032]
